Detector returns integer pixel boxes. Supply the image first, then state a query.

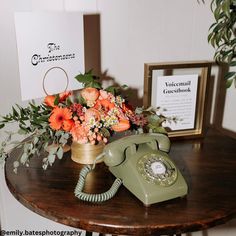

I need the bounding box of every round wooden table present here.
[4,128,236,235]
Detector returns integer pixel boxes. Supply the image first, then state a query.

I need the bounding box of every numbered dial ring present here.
[137,153,177,186]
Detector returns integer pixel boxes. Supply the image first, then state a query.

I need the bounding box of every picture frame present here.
[143,61,212,139]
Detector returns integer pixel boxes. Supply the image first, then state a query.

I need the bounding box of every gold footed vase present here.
[71,141,105,164]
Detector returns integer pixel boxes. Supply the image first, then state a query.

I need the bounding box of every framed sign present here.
[143,61,212,138]
[14,12,85,101]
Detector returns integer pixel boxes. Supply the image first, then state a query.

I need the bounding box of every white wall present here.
[0,0,236,235]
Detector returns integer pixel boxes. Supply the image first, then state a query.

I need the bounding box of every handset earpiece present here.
[103,133,170,167]
[103,145,126,167]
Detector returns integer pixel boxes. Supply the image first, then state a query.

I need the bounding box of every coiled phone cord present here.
[74,153,123,203]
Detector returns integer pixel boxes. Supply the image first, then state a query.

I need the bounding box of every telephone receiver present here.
[74,133,188,206]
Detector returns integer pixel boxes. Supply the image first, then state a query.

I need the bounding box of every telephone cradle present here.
[74,133,188,206]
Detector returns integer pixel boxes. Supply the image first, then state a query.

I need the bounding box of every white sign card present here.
[153,74,198,131]
[14,12,85,101]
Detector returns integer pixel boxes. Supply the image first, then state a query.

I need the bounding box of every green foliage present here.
[0,101,70,172]
[134,107,177,134]
[105,84,128,96]
[75,70,102,89]
[208,0,236,88]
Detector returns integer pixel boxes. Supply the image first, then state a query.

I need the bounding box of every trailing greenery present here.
[0,102,70,173]
[208,0,236,88]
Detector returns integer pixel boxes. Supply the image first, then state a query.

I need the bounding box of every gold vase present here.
[71,141,105,164]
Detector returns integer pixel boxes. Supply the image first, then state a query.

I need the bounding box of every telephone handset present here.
[74,133,188,206]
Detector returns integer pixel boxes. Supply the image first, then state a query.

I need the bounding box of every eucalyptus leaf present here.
[20,153,28,164]
[1,141,6,147]
[64,133,70,139]
[57,147,63,159]
[48,146,58,155]
[33,137,39,145]
[48,154,56,165]
[13,161,20,168]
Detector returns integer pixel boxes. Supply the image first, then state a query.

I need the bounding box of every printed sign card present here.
[153,74,198,131]
[14,12,85,100]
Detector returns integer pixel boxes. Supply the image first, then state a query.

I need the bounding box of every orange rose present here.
[84,108,101,123]
[112,119,130,132]
[81,87,99,103]
[94,99,115,110]
[59,91,72,102]
[44,95,56,107]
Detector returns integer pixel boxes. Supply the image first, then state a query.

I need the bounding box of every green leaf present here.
[48,146,58,155]
[57,147,63,159]
[222,0,230,17]
[224,71,236,80]
[0,124,5,129]
[66,97,73,106]
[230,61,236,66]
[13,161,19,168]
[12,106,19,118]
[135,107,144,115]
[214,4,222,21]
[75,73,93,84]
[209,22,217,31]
[75,71,102,89]
[20,120,26,126]
[48,154,56,165]
[54,94,60,105]
[19,124,30,133]
[77,95,86,105]
[105,86,119,95]
[122,84,128,89]
[90,81,102,89]
[33,137,39,145]
[20,153,28,164]
[226,78,233,88]
[208,32,214,43]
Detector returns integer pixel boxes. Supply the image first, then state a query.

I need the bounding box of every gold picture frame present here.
[143,61,212,139]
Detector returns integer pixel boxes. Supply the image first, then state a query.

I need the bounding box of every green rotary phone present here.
[74,133,188,206]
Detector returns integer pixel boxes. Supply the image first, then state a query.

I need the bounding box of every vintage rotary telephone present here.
[74,133,188,206]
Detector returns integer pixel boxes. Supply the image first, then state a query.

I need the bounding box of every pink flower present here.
[81,87,99,105]
[44,95,56,108]
[130,114,148,127]
[99,90,109,99]
[70,122,89,144]
[70,103,84,117]
[84,108,101,123]
[99,90,114,101]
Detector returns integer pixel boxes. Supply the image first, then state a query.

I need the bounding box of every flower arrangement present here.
[0,71,175,172]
